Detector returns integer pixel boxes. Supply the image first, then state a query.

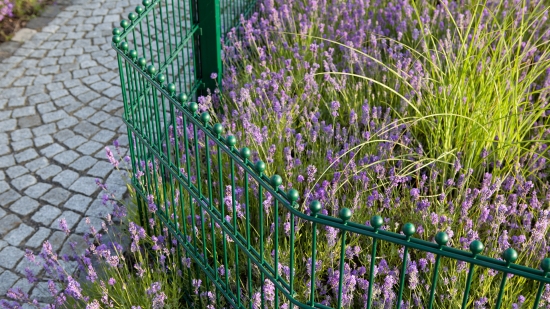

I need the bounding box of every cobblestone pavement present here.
[0,0,136,303]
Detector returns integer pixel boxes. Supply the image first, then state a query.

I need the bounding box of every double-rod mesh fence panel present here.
[111,0,550,308]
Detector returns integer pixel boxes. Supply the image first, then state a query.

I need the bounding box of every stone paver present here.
[0,0,133,300]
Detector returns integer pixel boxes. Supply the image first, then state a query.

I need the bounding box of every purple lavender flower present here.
[58,218,70,235]
[147,282,162,295]
[65,276,83,300]
[105,147,119,168]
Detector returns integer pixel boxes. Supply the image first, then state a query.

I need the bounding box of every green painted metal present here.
[195,0,222,94]
[111,1,550,308]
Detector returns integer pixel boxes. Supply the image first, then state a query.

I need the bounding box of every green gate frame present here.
[111,0,550,308]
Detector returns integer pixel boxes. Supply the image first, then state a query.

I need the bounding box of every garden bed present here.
[0,0,54,42]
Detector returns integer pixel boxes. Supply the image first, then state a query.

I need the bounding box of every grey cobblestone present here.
[64,194,92,213]
[12,106,35,118]
[0,190,22,207]
[0,0,133,300]
[0,145,8,156]
[11,128,32,141]
[14,148,38,163]
[32,205,62,226]
[18,115,43,128]
[0,215,22,236]
[36,165,62,180]
[25,227,51,248]
[87,161,112,178]
[0,119,17,132]
[42,109,68,123]
[40,187,71,206]
[24,183,52,199]
[53,150,79,165]
[12,139,33,151]
[0,271,20,295]
[6,166,29,179]
[34,135,53,147]
[25,157,49,172]
[53,129,74,142]
[15,256,44,277]
[0,181,9,194]
[48,231,66,252]
[12,174,37,191]
[32,123,56,136]
[40,143,65,158]
[63,135,87,148]
[69,177,99,196]
[76,141,103,155]
[52,211,80,231]
[10,196,40,215]
[91,129,115,143]
[4,224,34,246]
[0,247,25,269]
[56,116,79,129]
[69,156,97,171]
[0,155,15,168]
[52,170,79,188]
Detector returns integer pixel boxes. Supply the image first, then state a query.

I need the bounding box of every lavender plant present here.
[0,143,193,309]
[0,0,13,22]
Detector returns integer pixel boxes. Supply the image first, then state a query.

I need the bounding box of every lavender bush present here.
[0,145,193,309]
[0,0,13,22]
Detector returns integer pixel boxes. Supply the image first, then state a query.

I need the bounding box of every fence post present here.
[194,0,222,95]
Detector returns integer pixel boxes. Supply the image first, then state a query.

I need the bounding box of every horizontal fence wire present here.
[111,1,550,308]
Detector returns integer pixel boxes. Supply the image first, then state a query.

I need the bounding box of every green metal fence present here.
[111,1,550,308]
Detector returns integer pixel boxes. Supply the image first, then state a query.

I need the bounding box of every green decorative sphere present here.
[402,223,415,237]
[255,160,266,173]
[370,215,383,229]
[240,147,251,159]
[129,50,138,60]
[112,35,121,44]
[137,57,147,69]
[142,0,151,6]
[469,240,484,255]
[435,232,449,246]
[309,200,321,215]
[339,208,352,222]
[270,175,282,188]
[176,93,188,103]
[135,6,144,14]
[166,83,176,95]
[225,135,237,147]
[188,102,198,113]
[146,65,156,76]
[156,74,165,83]
[112,28,121,36]
[212,123,224,136]
[541,258,550,273]
[502,248,518,264]
[120,20,129,29]
[128,12,138,21]
[200,112,211,124]
[287,189,299,203]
